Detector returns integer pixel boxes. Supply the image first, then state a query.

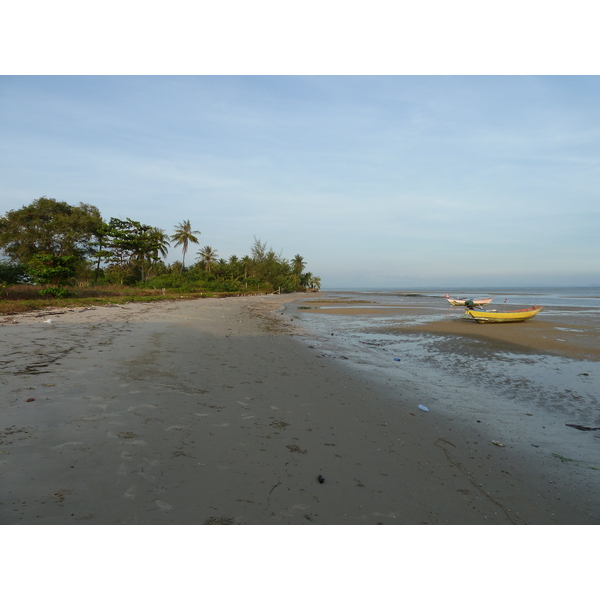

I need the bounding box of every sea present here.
[324,286,600,309]
[284,286,600,333]
[281,286,600,450]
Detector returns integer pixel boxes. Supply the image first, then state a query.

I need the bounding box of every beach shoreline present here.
[1,293,599,524]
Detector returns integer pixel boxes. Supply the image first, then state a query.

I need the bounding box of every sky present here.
[2,0,600,291]
[1,75,599,288]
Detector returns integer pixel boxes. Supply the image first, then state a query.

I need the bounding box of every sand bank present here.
[1,294,599,524]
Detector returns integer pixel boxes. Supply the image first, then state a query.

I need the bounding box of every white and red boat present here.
[445,294,493,306]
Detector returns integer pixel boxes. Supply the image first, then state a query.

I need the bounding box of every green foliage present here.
[171,220,200,270]
[243,277,262,288]
[196,245,218,271]
[0,261,29,286]
[1,199,320,294]
[39,286,71,298]
[248,238,300,291]
[141,273,189,289]
[0,197,103,263]
[26,253,80,286]
[141,270,244,293]
[98,218,170,283]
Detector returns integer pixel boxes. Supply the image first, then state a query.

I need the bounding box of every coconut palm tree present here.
[292,254,306,275]
[197,245,218,272]
[170,220,200,271]
[291,254,306,288]
[147,227,170,262]
[135,226,170,281]
[241,255,252,279]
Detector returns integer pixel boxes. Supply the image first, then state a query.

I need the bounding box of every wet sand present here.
[1,294,599,524]
[403,309,599,362]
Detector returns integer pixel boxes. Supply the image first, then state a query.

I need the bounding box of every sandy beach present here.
[1,293,599,525]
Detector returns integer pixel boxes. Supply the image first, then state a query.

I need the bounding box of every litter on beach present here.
[492,441,505,447]
[394,358,401,362]
[418,404,429,412]
[566,423,600,431]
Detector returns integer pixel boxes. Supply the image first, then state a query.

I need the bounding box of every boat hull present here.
[465,306,543,323]
[446,296,493,306]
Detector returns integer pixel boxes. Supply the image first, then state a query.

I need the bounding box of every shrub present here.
[0,261,29,286]
[39,286,71,298]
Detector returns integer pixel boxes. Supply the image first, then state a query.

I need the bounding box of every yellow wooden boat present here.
[465,305,543,323]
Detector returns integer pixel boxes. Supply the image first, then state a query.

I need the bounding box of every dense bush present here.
[0,261,29,286]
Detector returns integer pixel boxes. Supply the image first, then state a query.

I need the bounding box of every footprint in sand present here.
[127,404,158,412]
[124,486,136,500]
[52,441,83,450]
[117,463,127,476]
[155,500,172,511]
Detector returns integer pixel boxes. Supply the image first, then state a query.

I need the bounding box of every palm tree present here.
[300,271,312,288]
[135,227,170,281]
[171,220,200,271]
[291,254,306,288]
[292,254,306,275]
[148,227,170,262]
[241,255,252,279]
[197,245,218,272]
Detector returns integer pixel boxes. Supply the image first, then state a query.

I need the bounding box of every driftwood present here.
[565,424,600,431]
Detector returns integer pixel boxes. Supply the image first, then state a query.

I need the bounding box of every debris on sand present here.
[287,444,307,454]
[566,424,600,432]
[204,516,234,525]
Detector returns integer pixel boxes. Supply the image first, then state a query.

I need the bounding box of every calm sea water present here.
[324,287,600,309]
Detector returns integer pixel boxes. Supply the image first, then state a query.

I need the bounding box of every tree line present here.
[0,197,321,296]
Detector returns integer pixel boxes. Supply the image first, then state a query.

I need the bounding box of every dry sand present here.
[1,294,599,524]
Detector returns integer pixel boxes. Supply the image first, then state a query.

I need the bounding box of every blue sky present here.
[1,75,599,288]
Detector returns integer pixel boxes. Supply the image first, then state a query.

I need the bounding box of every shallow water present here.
[328,286,600,309]
[284,291,600,432]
